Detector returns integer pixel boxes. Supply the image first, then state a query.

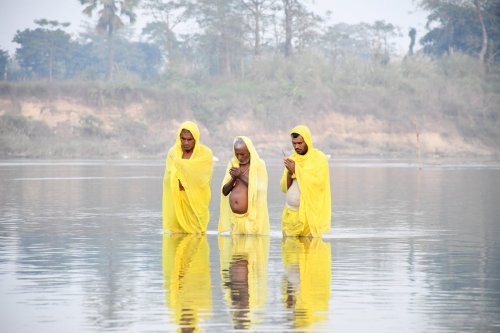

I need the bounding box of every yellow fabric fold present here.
[163,121,213,234]
[218,136,269,235]
[219,235,270,329]
[280,125,331,237]
[162,234,212,331]
[281,237,331,329]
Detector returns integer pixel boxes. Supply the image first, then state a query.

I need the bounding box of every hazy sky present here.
[0,0,429,54]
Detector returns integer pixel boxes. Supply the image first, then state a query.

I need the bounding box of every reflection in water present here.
[2,162,500,332]
[219,235,270,329]
[162,234,212,332]
[282,237,331,330]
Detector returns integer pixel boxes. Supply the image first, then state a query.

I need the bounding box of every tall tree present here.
[13,20,72,80]
[241,0,277,56]
[473,0,488,63]
[418,0,498,62]
[141,0,192,67]
[370,20,399,64]
[408,27,417,56]
[280,0,317,57]
[0,49,9,80]
[192,0,244,76]
[282,0,296,57]
[294,4,322,52]
[79,0,139,80]
[319,22,385,61]
[34,19,71,80]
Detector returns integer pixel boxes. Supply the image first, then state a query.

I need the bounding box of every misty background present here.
[0,0,499,159]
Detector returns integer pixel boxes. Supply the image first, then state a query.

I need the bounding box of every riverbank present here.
[1,54,498,159]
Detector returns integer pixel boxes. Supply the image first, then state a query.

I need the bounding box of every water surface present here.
[1,159,499,332]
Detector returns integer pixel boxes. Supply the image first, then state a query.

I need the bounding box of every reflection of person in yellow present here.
[163,121,213,234]
[281,125,331,237]
[282,237,331,329]
[219,235,269,329]
[219,136,269,235]
[162,234,212,332]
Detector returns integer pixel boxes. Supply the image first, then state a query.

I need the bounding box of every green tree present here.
[408,27,417,56]
[192,0,245,76]
[241,0,277,56]
[113,40,162,79]
[370,20,400,64]
[319,22,399,62]
[13,20,72,80]
[79,0,139,80]
[141,0,192,67]
[418,0,499,62]
[294,4,322,53]
[0,49,8,80]
[280,0,318,57]
[282,0,296,57]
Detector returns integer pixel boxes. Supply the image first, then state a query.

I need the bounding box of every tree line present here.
[0,0,498,81]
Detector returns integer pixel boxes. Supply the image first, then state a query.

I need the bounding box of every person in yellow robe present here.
[219,136,269,235]
[219,235,269,329]
[281,125,331,237]
[162,234,212,331]
[281,237,331,329]
[163,121,213,234]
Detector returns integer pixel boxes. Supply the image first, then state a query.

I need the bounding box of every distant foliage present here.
[0,49,8,80]
[4,0,500,82]
[418,0,500,62]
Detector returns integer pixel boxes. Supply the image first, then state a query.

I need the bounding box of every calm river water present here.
[1,159,499,332]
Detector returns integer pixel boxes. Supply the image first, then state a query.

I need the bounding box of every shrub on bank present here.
[0,52,498,158]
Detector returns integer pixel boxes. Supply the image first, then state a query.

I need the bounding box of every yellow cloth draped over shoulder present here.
[218,136,269,235]
[281,237,331,328]
[163,121,213,234]
[280,125,331,237]
[162,234,212,330]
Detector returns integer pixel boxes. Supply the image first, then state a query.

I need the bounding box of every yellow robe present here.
[163,121,213,234]
[280,125,331,237]
[219,235,269,329]
[218,136,269,235]
[281,237,331,329]
[162,234,212,331]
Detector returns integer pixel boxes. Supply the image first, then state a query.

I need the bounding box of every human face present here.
[234,144,250,165]
[292,135,308,155]
[180,130,195,153]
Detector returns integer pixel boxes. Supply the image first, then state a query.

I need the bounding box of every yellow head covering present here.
[163,121,213,233]
[218,136,269,235]
[219,235,269,329]
[280,125,331,237]
[162,234,212,331]
[281,237,331,329]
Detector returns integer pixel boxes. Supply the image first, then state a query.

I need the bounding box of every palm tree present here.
[79,0,139,80]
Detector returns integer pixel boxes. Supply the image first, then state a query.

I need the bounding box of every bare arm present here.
[283,158,295,189]
[222,167,249,196]
[222,176,236,196]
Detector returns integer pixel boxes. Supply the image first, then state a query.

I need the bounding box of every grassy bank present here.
[1,52,499,159]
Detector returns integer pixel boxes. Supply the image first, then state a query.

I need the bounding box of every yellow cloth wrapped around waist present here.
[163,121,213,234]
[218,136,269,235]
[280,125,331,237]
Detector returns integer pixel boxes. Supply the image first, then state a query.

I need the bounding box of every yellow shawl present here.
[163,121,213,233]
[219,235,269,329]
[281,237,331,328]
[218,136,269,235]
[280,125,331,237]
[162,234,212,330]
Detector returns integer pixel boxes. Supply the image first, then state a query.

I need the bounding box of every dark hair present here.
[291,132,300,138]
